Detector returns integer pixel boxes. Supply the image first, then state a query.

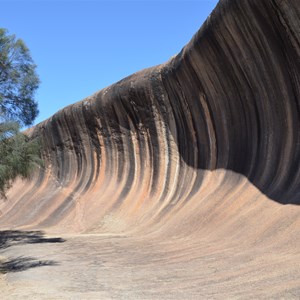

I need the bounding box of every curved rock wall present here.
[1,0,300,237]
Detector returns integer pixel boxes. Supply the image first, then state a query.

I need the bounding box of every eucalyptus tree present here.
[0,28,42,198]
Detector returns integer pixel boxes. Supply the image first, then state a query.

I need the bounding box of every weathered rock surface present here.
[1,0,300,298]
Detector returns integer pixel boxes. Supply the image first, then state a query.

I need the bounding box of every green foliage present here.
[0,29,42,199]
[0,28,39,127]
[0,122,43,199]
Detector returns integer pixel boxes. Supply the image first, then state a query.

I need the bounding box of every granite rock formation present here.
[1,0,300,297]
[1,0,300,234]
[0,0,298,248]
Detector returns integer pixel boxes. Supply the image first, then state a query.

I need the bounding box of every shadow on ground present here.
[0,230,65,249]
[0,230,65,274]
[0,256,58,274]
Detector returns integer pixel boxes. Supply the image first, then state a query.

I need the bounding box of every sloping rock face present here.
[1,0,300,240]
[1,1,300,297]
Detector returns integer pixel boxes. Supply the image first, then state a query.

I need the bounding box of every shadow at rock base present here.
[0,230,65,274]
[0,256,58,274]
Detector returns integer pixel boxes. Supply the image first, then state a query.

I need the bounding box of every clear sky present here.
[1,0,218,126]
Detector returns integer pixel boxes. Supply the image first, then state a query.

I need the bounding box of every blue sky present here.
[1,0,218,125]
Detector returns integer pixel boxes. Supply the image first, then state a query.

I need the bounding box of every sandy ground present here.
[0,232,300,299]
